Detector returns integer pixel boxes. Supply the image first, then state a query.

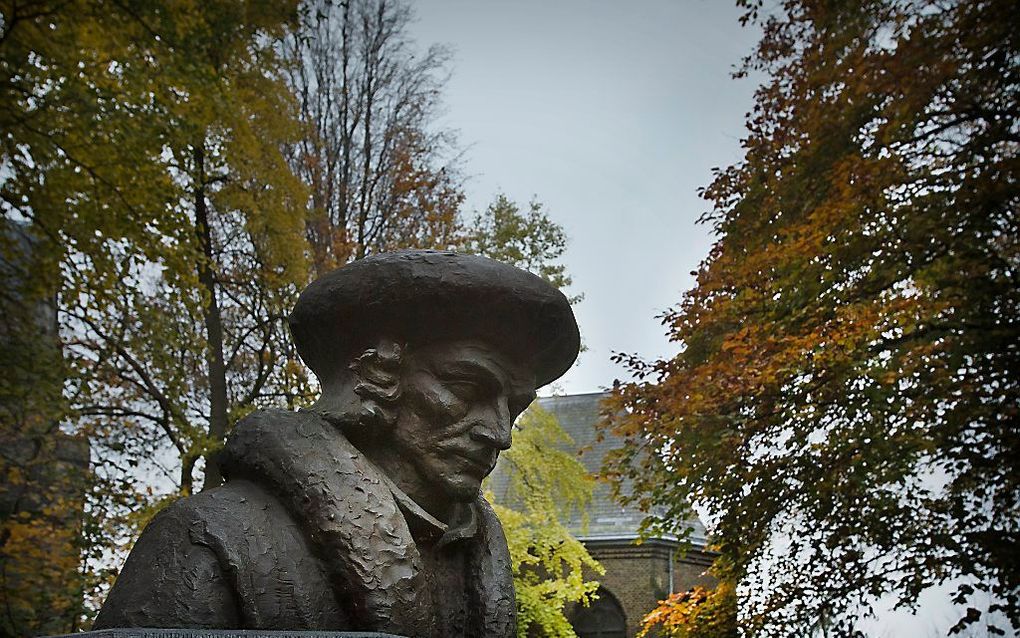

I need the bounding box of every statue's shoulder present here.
[97,460,342,629]
[94,481,285,629]
[225,406,364,469]
[235,406,326,428]
[230,407,343,445]
[138,479,293,559]
[146,409,325,545]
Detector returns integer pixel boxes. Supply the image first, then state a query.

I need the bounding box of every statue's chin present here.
[439,475,484,502]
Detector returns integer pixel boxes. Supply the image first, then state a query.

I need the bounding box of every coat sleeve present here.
[93,502,240,629]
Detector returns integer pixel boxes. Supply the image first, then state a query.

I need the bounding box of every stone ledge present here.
[49,630,405,638]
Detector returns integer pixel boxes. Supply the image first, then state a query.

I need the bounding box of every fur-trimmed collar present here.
[218,408,515,638]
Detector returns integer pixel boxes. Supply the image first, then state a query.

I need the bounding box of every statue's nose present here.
[470,400,512,450]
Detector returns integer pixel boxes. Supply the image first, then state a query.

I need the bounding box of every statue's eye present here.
[446,380,480,402]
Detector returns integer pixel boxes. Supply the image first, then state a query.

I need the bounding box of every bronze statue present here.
[94,250,580,638]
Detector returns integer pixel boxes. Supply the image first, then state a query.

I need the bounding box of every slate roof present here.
[488,391,707,547]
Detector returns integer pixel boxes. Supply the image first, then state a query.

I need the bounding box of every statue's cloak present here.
[95,409,516,638]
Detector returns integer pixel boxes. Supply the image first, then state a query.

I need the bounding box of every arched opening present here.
[571,587,627,638]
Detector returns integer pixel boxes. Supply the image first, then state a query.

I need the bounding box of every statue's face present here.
[392,340,536,503]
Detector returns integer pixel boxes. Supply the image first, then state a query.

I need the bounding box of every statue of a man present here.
[93,250,579,638]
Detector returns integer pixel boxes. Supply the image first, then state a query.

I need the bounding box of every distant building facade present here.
[490,392,716,638]
[1,221,89,635]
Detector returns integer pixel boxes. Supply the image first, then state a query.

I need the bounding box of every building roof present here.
[488,391,707,547]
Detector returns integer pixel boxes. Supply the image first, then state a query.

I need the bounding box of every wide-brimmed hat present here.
[289,250,580,388]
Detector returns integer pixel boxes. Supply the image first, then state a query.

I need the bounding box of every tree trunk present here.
[180,454,196,496]
[193,143,229,491]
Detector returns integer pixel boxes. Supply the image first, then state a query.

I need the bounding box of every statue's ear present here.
[349,338,403,429]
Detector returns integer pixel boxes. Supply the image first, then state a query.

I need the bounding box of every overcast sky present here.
[411,0,758,395]
[408,2,967,635]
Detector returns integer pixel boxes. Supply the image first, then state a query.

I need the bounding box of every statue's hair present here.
[309,337,405,436]
[348,338,403,430]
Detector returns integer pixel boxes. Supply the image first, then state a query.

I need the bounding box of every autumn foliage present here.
[606,0,1018,636]
[2,0,588,632]
[639,582,737,638]
[486,404,603,638]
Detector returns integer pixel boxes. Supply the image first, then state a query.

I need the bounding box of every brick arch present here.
[571,586,627,638]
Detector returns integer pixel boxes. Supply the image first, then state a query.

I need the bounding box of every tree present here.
[605,1,1018,636]
[1,2,205,632]
[3,1,587,629]
[3,0,306,626]
[60,0,308,497]
[460,194,578,301]
[465,194,592,636]
[283,0,462,275]
[1,223,89,637]
[486,403,603,638]
[462,193,591,634]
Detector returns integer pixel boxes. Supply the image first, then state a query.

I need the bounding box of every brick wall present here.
[571,539,717,638]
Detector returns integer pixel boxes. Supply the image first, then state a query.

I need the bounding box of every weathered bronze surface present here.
[94,250,580,638]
